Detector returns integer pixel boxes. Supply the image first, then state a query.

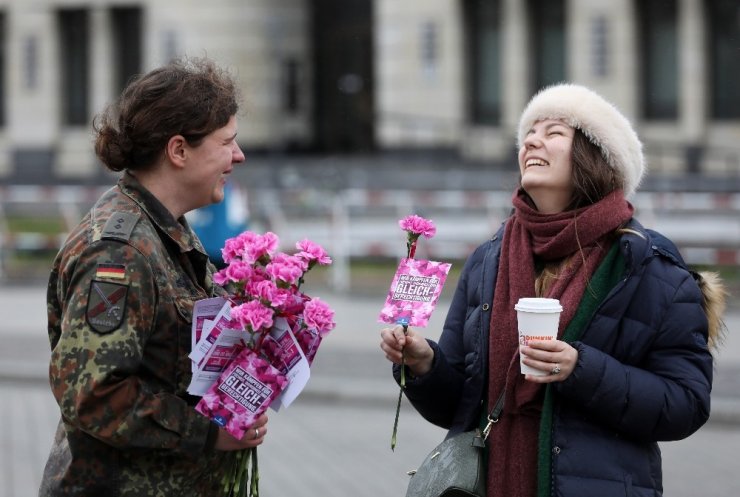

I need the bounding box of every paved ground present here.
[1,284,738,496]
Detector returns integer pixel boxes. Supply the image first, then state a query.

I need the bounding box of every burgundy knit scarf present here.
[486,188,633,497]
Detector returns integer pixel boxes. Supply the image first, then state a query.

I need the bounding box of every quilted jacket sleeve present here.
[556,261,713,442]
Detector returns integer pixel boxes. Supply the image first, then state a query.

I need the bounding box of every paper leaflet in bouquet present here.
[192,310,317,439]
[197,349,288,440]
[189,232,335,441]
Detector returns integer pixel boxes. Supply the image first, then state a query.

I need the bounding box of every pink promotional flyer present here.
[378,257,451,328]
[196,349,288,440]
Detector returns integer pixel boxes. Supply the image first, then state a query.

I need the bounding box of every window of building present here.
[420,20,439,81]
[312,0,374,151]
[707,0,740,119]
[637,0,678,120]
[464,0,501,125]
[58,9,89,126]
[283,58,300,114]
[23,36,39,91]
[111,7,142,95]
[590,15,609,79]
[528,0,566,94]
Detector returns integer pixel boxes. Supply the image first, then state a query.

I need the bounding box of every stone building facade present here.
[0,0,737,182]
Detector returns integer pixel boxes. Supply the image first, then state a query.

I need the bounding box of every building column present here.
[5,3,57,178]
[678,0,706,144]
[89,7,113,125]
[501,0,528,134]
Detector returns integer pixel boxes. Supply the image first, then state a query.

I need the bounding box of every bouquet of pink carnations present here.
[193,231,335,497]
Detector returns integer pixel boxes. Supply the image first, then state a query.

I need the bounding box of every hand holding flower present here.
[215,414,269,451]
[380,325,434,376]
[386,214,439,450]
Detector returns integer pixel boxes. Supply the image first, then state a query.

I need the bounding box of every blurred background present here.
[0,0,738,287]
[0,0,738,496]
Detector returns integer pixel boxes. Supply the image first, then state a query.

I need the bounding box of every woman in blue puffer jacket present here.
[380,84,726,497]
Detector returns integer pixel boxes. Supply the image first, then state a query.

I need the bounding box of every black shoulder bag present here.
[405,392,504,497]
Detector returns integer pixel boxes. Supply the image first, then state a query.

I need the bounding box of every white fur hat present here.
[517,83,645,197]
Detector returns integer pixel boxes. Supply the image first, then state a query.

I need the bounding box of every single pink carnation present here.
[231,300,274,333]
[221,231,259,264]
[224,260,254,283]
[250,279,289,308]
[243,232,280,264]
[213,268,229,286]
[399,215,436,239]
[265,253,308,286]
[302,298,336,337]
[295,239,332,265]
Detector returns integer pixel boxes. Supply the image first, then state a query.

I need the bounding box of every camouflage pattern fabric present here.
[40,173,233,496]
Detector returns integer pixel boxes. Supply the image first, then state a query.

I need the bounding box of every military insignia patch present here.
[95,263,126,280]
[86,281,128,334]
[101,212,139,241]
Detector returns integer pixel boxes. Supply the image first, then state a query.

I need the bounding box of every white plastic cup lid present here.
[514,297,563,313]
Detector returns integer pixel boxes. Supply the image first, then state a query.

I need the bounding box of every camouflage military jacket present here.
[40,173,233,496]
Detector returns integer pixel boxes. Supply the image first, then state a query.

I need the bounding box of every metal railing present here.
[246,187,740,291]
[2,185,738,288]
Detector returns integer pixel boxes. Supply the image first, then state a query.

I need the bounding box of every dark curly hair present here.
[94,57,241,172]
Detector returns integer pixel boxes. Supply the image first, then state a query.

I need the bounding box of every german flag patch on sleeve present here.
[96,263,126,280]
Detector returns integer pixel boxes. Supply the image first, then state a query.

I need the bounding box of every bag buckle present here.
[481,413,498,442]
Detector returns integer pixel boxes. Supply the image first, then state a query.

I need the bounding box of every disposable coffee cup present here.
[515,298,563,376]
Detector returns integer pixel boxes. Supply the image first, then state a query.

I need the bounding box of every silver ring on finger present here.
[550,364,561,375]
[254,427,260,439]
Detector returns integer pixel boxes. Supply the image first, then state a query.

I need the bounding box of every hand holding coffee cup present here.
[516,298,563,376]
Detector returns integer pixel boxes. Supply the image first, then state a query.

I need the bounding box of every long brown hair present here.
[567,129,624,209]
[534,128,626,295]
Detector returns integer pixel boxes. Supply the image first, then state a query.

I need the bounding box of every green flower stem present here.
[242,448,253,497]
[224,452,237,494]
[407,239,418,259]
[400,324,408,388]
[391,324,409,451]
[250,447,260,497]
[223,448,257,497]
[233,450,245,496]
[391,382,403,451]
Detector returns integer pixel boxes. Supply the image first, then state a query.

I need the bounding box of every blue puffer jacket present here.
[396,218,714,497]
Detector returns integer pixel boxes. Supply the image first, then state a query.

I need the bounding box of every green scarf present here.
[536,242,625,497]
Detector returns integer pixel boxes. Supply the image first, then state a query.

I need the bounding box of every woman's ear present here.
[165,135,187,169]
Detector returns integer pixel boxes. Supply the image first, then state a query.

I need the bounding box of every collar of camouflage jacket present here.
[118,172,205,255]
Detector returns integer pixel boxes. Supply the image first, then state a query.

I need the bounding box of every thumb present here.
[393,325,408,342]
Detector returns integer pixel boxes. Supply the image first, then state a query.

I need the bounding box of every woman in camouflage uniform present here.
[40,57,265,496]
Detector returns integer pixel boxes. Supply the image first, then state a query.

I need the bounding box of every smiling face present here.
[518,119,576,213]
[182,115,245,210]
